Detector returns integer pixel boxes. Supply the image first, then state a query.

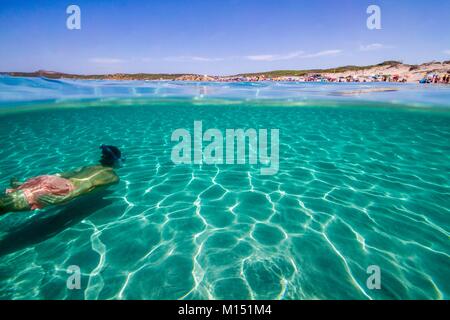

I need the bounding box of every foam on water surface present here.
[0,77,449,299]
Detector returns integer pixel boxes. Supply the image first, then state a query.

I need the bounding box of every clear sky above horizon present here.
[1,0,450,75]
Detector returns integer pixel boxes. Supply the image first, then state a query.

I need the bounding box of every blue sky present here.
[1,0,449,75]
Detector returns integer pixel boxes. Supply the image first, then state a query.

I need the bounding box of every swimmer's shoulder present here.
[90,165,119,181]
[58,165,114,179]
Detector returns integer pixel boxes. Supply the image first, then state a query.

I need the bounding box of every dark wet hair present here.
[100,145,124,167]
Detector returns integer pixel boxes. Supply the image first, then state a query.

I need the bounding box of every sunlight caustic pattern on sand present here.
[0,79,449,299]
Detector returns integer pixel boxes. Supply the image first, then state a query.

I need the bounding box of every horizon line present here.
[2,59,450,78]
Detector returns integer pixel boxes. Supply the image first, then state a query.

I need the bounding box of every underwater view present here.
[0,76,449,299]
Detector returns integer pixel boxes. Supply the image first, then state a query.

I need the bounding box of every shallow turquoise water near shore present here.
[0,78,449,299]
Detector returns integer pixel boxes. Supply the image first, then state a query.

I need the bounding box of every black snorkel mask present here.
[100,144,126,168]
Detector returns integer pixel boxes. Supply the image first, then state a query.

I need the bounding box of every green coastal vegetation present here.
[237,61,404,77]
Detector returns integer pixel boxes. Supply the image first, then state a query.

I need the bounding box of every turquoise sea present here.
[0,76,449,299]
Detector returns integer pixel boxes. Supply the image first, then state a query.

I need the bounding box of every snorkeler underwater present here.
[0,0,449,314]
[0,145,123,214]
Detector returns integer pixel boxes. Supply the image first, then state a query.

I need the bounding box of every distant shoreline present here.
[2,60,450,84]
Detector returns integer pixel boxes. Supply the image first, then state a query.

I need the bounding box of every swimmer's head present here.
[100,145,125,168]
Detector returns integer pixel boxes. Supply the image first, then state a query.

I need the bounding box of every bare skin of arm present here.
[38,165,119,206]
